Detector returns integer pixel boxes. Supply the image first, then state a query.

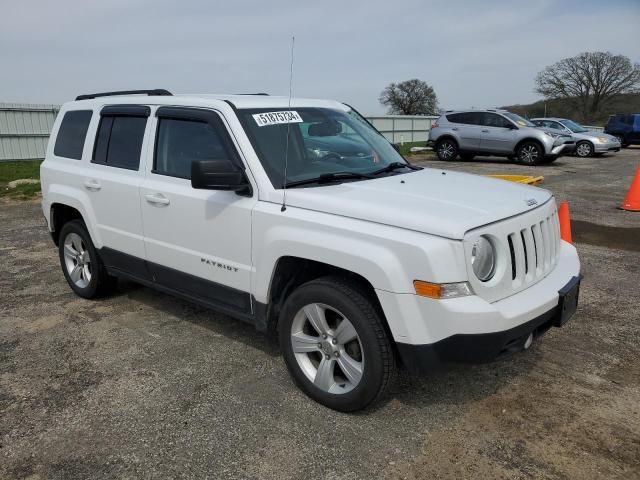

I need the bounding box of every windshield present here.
[237,107,409,188]
[560,119,588,133]
[502,112,535,127]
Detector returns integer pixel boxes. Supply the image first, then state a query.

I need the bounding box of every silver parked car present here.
[531,118,621,157]
[428,109,574,165]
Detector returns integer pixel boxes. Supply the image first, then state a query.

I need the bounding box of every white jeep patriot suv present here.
[41,90,581,412]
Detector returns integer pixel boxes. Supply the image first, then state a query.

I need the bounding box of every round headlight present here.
[471,236,496,282]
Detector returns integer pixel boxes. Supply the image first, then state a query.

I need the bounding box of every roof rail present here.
[75,89,172,101]
[235,92,270,96]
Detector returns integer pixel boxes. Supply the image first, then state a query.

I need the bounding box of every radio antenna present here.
[281,35,295,212]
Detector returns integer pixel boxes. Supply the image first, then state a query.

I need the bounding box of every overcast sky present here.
[2,0,639,114]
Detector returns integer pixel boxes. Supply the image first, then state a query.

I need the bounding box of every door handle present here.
[145,193,170,206]
[83,180,101,191]
[481,129,489,133]
[452,127,459,131]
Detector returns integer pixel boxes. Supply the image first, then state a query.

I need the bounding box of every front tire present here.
[516,141,544,165]
[278,276,395,412]
[58,220,115,299]
[575,141,594,158]
[436,138,458,161]
[615,135,629,148]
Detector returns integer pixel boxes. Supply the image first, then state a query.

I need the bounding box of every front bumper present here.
[396,275,581,372]
[376,242,581,372]
[593,141,621,153]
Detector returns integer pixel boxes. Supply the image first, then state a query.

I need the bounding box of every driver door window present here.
[154,119,228,179]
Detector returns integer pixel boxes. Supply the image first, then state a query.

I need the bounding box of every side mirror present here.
[191,160,251,195]
[505,123,517,129]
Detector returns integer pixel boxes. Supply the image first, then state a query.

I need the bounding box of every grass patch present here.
[397,141,431,156]
[0,160,42,199]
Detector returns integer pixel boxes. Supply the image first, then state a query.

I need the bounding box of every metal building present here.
[0,103,59,161]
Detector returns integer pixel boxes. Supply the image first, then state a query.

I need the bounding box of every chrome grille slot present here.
[540,218,550,271]
[520,230,528,274]
[530,224,539,270]
[508,234,516,280]
[521,228,536,279]
[511,232,526,285]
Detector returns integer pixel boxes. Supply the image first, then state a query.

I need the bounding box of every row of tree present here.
[379,51,640,123]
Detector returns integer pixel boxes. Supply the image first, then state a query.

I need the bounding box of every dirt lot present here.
[1,149,639,479]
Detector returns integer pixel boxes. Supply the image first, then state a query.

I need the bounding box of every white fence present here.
[367,115,439,143]
[0,103,60,161]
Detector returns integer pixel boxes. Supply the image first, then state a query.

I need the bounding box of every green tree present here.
[379,79,439,115]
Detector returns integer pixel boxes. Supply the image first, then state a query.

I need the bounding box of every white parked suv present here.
[41,90,582,411]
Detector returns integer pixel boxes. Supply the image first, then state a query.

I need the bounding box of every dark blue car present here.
[604,114,640,147]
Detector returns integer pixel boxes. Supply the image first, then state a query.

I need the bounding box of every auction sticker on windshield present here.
[253,111,303,127]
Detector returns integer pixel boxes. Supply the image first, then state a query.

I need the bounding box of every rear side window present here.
[53,110,93,159]
[154,119,230,179]
[92,109,148,170]
[446,113,466,124]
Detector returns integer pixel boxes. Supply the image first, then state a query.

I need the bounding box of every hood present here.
[572,131,617,142]
[277,168,552,239]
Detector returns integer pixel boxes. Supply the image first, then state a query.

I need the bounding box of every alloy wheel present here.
[438,141,455,160]
[576,142,592,157]
[63,232,92,289]
[519,144,539,164]
[290,303,364,394]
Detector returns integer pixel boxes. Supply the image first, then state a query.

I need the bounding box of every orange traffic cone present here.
[558,201,572,244]
[620,167,640,212]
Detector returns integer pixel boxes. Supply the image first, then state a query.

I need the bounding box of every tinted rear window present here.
[53,110,93,159]
[446,112,482,125]
[92,116,147,170]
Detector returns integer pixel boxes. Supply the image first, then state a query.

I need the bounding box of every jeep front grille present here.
[506,211,561,286]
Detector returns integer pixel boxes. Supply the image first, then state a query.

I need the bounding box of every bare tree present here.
[379,79,439,115]
[535,51,640,121]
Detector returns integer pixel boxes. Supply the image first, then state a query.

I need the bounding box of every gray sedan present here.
[531,118,621,157]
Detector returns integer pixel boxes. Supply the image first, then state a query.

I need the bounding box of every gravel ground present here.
[1,148,639,479]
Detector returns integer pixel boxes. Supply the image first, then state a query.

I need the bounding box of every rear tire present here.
[516,141,544,165]
[278,276,395,412]
[436,138,458,161]
[58,220,115,299]
[575,141,594,158]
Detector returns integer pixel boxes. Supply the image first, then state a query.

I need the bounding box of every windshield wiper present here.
[283,171,374,188]
[371,161,421,175]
